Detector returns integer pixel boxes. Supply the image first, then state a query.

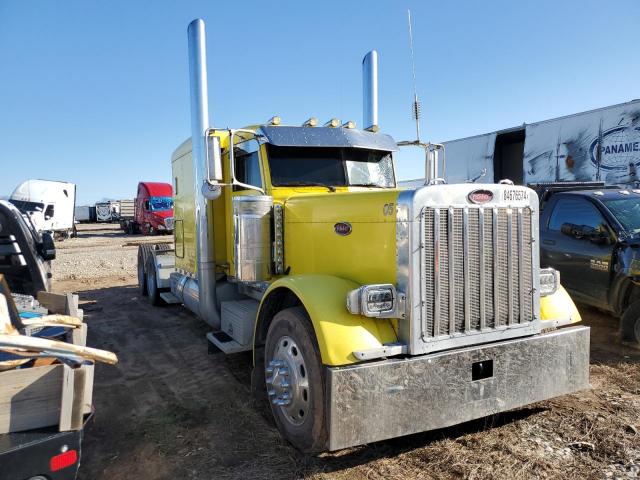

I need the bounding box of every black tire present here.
[137,245,148,296]
[621,300,640,343]
[146,256,162,306]
[265,306,327,453]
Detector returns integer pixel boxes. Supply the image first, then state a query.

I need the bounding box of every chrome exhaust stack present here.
[187,18,221,328]
[362,50,379,132]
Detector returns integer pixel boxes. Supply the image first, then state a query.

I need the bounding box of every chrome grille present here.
[420,206,534,339]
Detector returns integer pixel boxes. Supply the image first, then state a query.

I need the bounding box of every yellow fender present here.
[540,284,582,323]
[257,279,580,366]
[257,275,398,366]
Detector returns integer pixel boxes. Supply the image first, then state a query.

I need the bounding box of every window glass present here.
[548,198,605,231]
[149,196,173,211]
[268,146,345,186]
[234,139,262,189]
[267,145,395,188]
[602,197,640,234]
[345,150,394,187]
[9,200,44,213]
[44,205,54,219]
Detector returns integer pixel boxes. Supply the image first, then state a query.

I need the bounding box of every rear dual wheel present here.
[137,245,148,296]
[264,307,327,453]
[145,257,161,306]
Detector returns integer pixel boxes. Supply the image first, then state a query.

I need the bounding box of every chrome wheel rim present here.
[266,335,309,426]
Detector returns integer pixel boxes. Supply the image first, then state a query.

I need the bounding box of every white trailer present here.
[9,179,76,239]
[117,199,134,220]
[74,205,91,222]
[95,201,119,222]
[401,99,640,187]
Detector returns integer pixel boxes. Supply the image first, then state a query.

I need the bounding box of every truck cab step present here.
[206,331,252,354]
[159,292,181,304]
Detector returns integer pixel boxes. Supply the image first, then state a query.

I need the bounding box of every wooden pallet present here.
[0,287,95,434]
[0,362,90,434]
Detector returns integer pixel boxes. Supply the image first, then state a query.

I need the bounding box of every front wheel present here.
[264,306,327,453]
[621,300,640,343]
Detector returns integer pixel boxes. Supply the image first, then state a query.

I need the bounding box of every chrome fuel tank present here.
[233,196,273,282]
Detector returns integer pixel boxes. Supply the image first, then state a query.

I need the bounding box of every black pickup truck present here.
[537,183,640,343]
[0,200,88,480]
[0,199,56,296]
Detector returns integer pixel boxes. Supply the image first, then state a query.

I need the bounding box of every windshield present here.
[9,199,45,213]
[602,197,640,234]
[149,196,173,211]
[267,145,395,188]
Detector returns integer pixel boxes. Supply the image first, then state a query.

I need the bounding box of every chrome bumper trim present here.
[327,326,590,451]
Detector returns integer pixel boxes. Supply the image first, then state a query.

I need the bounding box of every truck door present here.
[541,196,613,306]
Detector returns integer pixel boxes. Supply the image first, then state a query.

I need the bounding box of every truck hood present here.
[284,189,400,224]
[152,210,173,220]
[282,189,401,285]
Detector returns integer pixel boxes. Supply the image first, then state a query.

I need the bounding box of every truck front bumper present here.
[326,326,590,450]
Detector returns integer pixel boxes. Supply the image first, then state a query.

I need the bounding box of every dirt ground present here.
[54,224,640,480]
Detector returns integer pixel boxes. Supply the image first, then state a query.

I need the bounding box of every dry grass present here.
[133,363,639,480]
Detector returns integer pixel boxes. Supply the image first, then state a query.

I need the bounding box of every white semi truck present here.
[9,179,76,239]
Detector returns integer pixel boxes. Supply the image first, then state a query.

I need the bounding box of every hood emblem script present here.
[468,189,493,204]
[334,222,352,236]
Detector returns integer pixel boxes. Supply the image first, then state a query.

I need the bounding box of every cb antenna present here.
[408,9,421,143]
[397,10,445,184]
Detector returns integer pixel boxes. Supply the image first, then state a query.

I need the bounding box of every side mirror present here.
[40,232,56,261]
[589,230,612,246]
[206,134,223,182]
[561,223,582,238]
[561,222,612,245]
[144,200,150,211]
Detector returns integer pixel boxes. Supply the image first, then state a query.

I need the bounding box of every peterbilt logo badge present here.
[468,189,493,204]
[334,222,352,236]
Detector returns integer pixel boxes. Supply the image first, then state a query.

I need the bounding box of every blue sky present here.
[1,0,638,204]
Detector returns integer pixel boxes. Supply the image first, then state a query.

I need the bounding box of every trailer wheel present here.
[137,245,148,296]
[145,257,162,306]
[621,300,640,343]
[264,307,327,453]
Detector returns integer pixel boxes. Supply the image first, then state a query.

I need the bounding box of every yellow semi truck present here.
[138,19,590,453]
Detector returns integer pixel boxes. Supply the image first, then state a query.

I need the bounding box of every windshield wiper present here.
[349,182,383,188]
[277,182,336,192]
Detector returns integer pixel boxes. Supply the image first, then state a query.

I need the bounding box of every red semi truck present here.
[121,182,174,235]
